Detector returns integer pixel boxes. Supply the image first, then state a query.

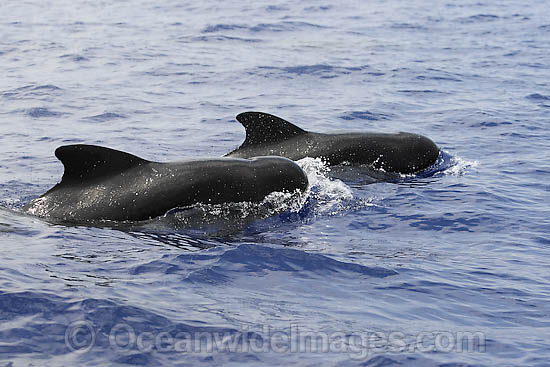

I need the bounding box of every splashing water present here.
[424,150,479,178]
[298,157,353,199]
[444,156,479,176]
[296,157,378,216]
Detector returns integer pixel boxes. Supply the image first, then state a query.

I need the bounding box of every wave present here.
[1,84,63,100]
[26,107,66,118]
[255,64,369,79]
[83,112,127,122]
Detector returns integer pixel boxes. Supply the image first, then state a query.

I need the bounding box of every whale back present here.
[25,145,309,222]
[55,144,148,186]
[229,111,440,173]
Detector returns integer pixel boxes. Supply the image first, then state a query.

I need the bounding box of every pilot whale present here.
[226,112,440,174]
[23,144,308,223]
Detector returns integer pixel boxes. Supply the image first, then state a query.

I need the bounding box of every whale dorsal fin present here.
[236,112,307,146]
[55,144,148,184]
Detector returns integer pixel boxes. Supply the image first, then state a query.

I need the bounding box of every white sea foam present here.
[298,157,353,199]
[433,151,479,177]
[296,157,374,216]
[445,156,479,175]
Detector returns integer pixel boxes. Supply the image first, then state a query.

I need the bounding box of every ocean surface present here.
[1,0,549,366]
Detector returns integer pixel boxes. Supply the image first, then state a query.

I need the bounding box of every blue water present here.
[1,0,549,366]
